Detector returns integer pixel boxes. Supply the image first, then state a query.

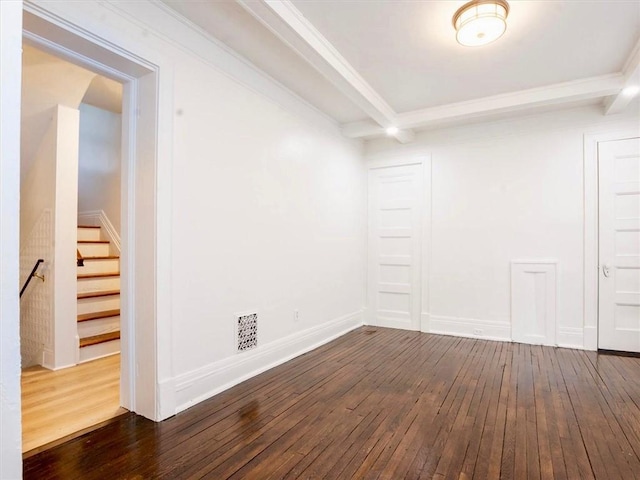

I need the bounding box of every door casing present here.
[596,137,640,352]
[367,157,427,332]
[22,4,165,420]
[583,127,640,351]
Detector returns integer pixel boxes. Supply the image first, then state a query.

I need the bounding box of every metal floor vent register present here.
[237,313,258,352]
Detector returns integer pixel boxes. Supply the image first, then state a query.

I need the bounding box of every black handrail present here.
[20,259,44,298]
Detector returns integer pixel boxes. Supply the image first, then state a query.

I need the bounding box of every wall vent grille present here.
[237,313,258,352]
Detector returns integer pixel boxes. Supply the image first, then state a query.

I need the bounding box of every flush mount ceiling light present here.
[453,0,510,47]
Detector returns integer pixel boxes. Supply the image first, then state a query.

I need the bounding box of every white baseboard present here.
[173,309,364,414]
[45,360,79,371]
[158,377,177,421]
[42,348,55,370]
[78,210,121,254]
[420,312,429,332]
[428,314,511,342]
[428,313,588,350]
[583,325,598,351]
[557,326,585,350]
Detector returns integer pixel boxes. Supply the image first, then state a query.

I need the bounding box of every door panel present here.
[368,164,422,331]
[598,137,640,352]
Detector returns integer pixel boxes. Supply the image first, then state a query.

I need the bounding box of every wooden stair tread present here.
[79,331,120,348]
[78,272,120,279]
[78,309,120,323]
[77,290,120,299]
[78,240,110,244]
[77,225,101,229]
[81,256,120,260]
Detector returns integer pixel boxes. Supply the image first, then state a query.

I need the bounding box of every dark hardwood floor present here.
[23,327,640,479]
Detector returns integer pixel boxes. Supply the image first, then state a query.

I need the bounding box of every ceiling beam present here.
[343,74,624,138]
[237,0,397,128]
[604,38,640,115]
[238,0,631,142]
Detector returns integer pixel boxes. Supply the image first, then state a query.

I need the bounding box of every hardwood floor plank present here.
[467,341,507,479]
[23,328,640,480]
[21,354,124,454]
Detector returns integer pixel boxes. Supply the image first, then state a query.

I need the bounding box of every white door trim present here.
[368,156,424,170]
[584,127,640,350]
[22,4,171,420]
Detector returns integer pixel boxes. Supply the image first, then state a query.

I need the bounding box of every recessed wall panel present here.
[378,291,410,313]
[615,304,640,331]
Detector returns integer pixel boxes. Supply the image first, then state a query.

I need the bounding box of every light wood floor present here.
[21,353,126,455]
[23,328,640,479]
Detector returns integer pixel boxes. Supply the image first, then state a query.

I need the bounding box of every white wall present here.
[168,34,366,411]
[78,103,121,234]
[20,105,80,370]
[1,0,23,477]
[20,109,56,245]
[19,109,56,368]
[366,105,640,349]
[53,105,80,369]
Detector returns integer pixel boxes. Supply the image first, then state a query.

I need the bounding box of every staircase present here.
[77,225,120,363]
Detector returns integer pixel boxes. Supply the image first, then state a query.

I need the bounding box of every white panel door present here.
[368,164,422,331]
[598,137,640,352]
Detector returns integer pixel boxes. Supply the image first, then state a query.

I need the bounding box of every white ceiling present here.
[290,0,639,111]
[160,1,640,141]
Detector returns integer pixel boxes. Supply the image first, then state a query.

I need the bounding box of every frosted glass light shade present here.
[453,0,509,47]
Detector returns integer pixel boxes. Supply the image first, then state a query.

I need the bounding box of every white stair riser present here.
[77,258,119,276]
[77,295,120,315]
[79,339,120,363]
[78,243,110,257]
[78,316,120,338]
[77,228,101,242]
[77,276,120,293]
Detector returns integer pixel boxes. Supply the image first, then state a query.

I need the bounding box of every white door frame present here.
[21,5,166,420]
[366,155,430,332]
[583,126,640,350]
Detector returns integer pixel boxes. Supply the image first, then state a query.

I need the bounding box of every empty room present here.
[1,0,639,479]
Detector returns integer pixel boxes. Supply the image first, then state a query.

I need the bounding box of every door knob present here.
[602,264,611,278]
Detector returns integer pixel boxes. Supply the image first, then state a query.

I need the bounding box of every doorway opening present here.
[19,42,127,454]
[19,6,161,455]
